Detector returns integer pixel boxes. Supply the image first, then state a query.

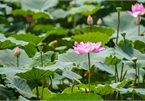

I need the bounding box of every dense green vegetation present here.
[0,0,145,100]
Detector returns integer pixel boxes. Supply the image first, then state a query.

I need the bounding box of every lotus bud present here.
[14,46,21,57]
[87,15,93,25]
[97,18,102,25]
[26,15,33,22]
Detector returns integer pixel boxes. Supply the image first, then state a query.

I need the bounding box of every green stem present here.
[121,70,127,81]
[90,25,92,32]
[115,65,116,83]
[132,90,134,100]
[120,63,124,82]
[138,15,140,36]
[73,15,76,28]
[134,62,137,85]
[71,84,74,93]
[36,80,39,100]
[48,76,52,90]
[115,91,119,100]
[115,64,119,82]
[16,56,19,67]
[41,79,47,100]
[116,11,120,44]
[87,53,91,93]
[138,66,140,84]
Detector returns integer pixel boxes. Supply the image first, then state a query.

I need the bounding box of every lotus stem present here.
[116,9,120,44]
[90,25,92,32]
[36,80,39,100]
[134,62,137,84]
[16,56,19,67]
[138,15,140,36]
[132,91,134,100]
[87,53,91,93]
[120,63,124,81]
[115,64,119,82]
[40,50,43,67]
[138,66,140,84]
[121,70,127,81]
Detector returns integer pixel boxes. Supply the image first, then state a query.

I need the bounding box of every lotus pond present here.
[1,0,145,100]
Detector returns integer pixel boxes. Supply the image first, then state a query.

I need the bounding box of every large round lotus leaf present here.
[21,0,58,11]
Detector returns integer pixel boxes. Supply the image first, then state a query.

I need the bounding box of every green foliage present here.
[103,11,145,42]
[34,24,53,32]
[0,84,14,98]
[32,87,55,100]
[6,76,36,98]
[105,55,121,65]
[12,33,45,45]
[55,48,113,70]
[119,88,145,99]
[11,9,51,20]
[0,49,31,67]
[73,26,115,37]
[93,78,132,95]
[21,0,58,11]
[16,67,57,81]
[0,40,16,50]
[24,43,37,58]
[133,40,145,52]
[27,51,58,67]
[72,32,110,45]
[1,0,145,100]
[69,5,103,16]
[49,92,103,100]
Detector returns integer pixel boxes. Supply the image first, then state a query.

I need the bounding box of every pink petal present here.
[92,47,105,53]
[74,48,86,54]
[127,11,140,17]
[141,8,145,15]
[139,3,144,10]
[132,5,136,12]
[132,12,141,17]
[94,42,101,49]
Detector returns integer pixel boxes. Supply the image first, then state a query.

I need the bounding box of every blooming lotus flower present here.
[14,46,21,57]
[87,15,93,25]
[97,18,102,25]
[127,3,145,17]
[73,42,105,54]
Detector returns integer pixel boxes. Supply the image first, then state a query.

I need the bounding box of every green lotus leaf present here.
[72,32,110,45]
[49,92,103,100]
[15,67,57,81]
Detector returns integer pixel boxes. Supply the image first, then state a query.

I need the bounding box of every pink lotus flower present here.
[127,3,145,17]
[14,46,21,57]
[73,42,105,54]
[87,15,93,25]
